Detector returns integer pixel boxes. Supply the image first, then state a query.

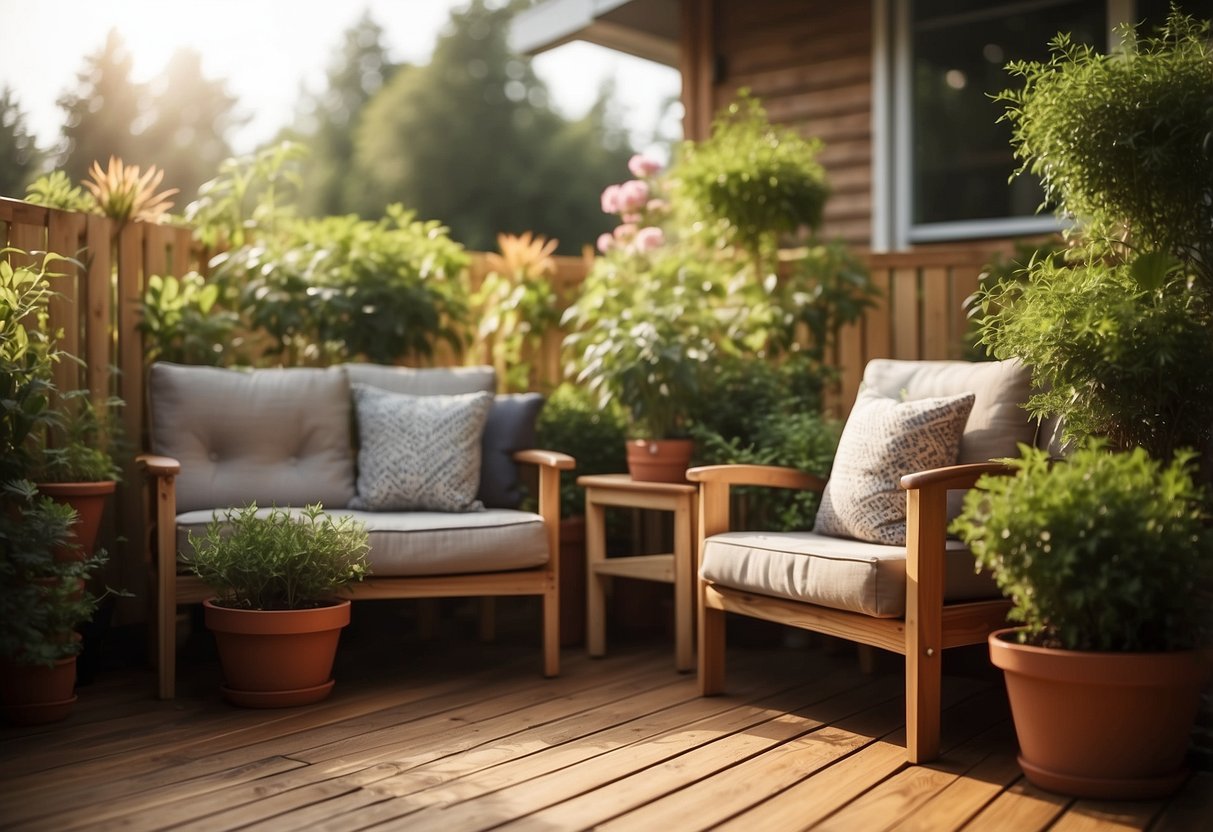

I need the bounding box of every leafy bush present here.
[998,12,1213,281]
[210,205,469,366]
[766,242,876,362]
[951,443,1213,652]
[0,252,61,485]
[535,383,627,517]
[187,503,370,610]
[673,91,829,274]
[690,355,841,531]
[185,141,307,250]
[24,171,96,214]
[30,389,124,483]
[139,272,241,366]
[978,256,1213,463]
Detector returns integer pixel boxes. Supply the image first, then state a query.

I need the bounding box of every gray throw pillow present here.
[349,384,494,512]
[814,389,976,545]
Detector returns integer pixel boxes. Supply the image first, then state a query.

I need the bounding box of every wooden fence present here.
[2,194,1002,624]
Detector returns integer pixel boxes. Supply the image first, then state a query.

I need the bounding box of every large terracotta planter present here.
[35,480,116,560]
[0,655,77,725]
[203,599,351,708]
[989,628,1213,799]
[626,439,694,484]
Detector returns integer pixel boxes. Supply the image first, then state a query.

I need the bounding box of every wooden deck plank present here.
[18,650,663,831]
[358,675,902,831]
[85,655,678,832]
[959,778,1072,831]
[811,694,1014,830]
[0,629,1200,832]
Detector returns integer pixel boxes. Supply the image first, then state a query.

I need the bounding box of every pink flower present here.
[633,226,665,252]
[600,184,621,214]
[613,223,637,241]
[617,180,650,213]
[628,154,663,178]
[596,233,614,254]
[622,213,642,224]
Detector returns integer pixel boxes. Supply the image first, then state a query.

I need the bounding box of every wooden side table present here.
[578,473,698,671]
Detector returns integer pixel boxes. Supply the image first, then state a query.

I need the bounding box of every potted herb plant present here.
[952,444,1213,798]
[186,503,370,707]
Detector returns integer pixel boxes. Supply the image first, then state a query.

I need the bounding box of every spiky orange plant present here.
[82,157,178,223]
[485,231,558,281]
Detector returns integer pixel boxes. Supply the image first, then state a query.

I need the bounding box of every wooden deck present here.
[1,601,1209,831]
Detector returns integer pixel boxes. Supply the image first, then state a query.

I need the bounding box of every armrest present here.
[513,449,575,471]
[691,464,826,543]
[136,453,181,478]
[899,461,1015,493]
[687,464,826,493]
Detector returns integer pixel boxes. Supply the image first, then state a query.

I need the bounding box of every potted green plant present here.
[186,503,370,707]
[32,389,124,560]
[952,444,1213,798]
[0,481,108,725]
[956,11,1213,797]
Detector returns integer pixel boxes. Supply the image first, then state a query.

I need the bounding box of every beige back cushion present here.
[148,363,357,513]
[860,358,1037,518]
[343,363,495,396]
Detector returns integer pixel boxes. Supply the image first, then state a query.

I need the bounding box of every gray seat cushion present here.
[700,530,1000,618]
[177,507,549,577]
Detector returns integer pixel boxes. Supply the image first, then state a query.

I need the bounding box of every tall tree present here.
[295,12,398,217]
[56,29,146,182]
[353,0,632,253]
[142,48,243,199]
[0,87,43,198]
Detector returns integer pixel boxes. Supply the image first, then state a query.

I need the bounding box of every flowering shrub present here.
[595,153,670,257]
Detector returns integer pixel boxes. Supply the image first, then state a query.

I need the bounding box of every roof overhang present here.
[510,0,680,67]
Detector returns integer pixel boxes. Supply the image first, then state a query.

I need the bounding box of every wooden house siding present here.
[683,0,875,248]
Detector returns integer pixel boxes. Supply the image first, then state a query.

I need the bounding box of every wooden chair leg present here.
[698,583,726,695]
[906,646,942,763]
[858,644,877,674]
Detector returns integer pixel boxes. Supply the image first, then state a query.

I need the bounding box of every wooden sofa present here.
[691,359,1051,763]
[138,361,573,699]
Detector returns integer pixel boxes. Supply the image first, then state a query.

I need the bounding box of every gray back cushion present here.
[341,364,543,509]
[148,363,356,513]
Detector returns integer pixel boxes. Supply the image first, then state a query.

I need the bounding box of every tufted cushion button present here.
[208,451,219,462]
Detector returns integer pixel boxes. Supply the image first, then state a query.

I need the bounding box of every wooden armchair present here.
[690,358,1042,763]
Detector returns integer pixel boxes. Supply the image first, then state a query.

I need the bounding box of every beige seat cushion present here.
[700,530,999,618]
[177,507,549,577]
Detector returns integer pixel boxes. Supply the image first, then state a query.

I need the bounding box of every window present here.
[878,0,1212,248]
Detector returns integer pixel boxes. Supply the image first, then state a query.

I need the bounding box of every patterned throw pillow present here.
[349,384,494,512]
[814,389,975,545]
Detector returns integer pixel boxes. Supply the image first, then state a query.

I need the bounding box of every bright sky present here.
[0,0,682,159]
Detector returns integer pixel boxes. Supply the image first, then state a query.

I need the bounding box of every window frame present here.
[873,0,1135,250]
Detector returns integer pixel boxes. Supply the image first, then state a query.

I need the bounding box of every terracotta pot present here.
[0,655,77,725]
[203,599,351,708]
[559,516,587,647]
[36,480,117,560]
[989,628,1213,799]
[625,439,694,484]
